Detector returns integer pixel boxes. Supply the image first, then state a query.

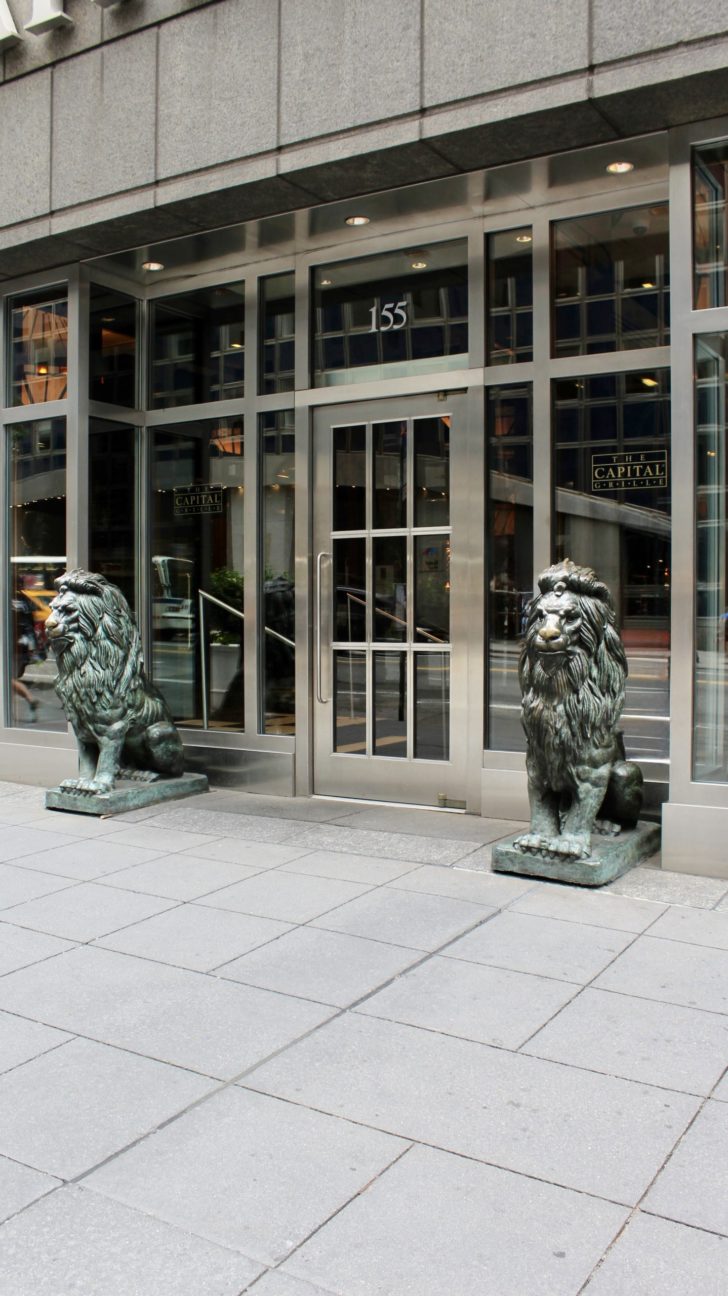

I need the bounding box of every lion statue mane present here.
[514,558,643,860]
[46,569,184,794]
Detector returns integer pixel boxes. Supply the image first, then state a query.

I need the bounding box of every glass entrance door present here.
[313,395,468,805]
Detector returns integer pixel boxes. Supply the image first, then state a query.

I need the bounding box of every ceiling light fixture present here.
[142,260,164,272]
[320,278,333,286]
[515,233,533,244]
[344,215,370,226]
[641,281,655,289]
[411,260,428,270]
[606,161,634,175]
[641,376,658,388]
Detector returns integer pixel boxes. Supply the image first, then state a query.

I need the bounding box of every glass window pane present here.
[553,206,669,357]
[150,283,244,409]
[333,425,366,531]
[487,229,533,364]
[151,419,245,729]
[694,334,728,780]
[334,538,366,642]
[259,273,294,394]
[9,291,68,406]
[374,536,407,642]
[89,286,137,407]
[373,651,407,757]
[334,650,366,753]
[373,421,406,528]
[415,536,450,644]
[554,371,671,760]
[693,143,728,309]
[487,386,533,751]
[8,418,67,730]
[414,654,450,760]
[89,420,136,611]
[414,415,449,526]
[261,410,295,735]
[313,240,467,387]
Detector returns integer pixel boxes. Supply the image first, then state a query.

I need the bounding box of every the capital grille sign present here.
[0,0,130,47]
[591,449,669,492]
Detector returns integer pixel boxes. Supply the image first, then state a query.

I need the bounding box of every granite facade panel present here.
[2,0,102,81]
[592,0,728,65]
[0,70,51,226]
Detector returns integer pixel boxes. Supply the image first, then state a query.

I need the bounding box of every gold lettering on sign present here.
[591,449,669,492]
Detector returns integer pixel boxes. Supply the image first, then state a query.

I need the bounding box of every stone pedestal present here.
[492,820,660,887]
[45,772,208,817]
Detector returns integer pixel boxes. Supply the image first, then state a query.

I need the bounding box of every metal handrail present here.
[343,590,446,645]
[197,588,294,730]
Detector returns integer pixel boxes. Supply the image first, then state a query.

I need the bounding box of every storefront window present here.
[7,418,67,730]
[693,142,728,310]
[694,334,728,781]
[9,291,68,406]
[312,240,467,386]
[554,371,670,760]
[89,421,136,611]
[150,419,245,729]
[487,229,533,364]
[260,411,295,734]
[486,386,533,751]
[150,283,244,409]
[260,274,294,394]
[553,206,669,356]
[89,286,137,407]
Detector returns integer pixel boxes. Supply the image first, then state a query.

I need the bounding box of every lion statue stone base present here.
[514,559,643,861]
[46,569,184,795]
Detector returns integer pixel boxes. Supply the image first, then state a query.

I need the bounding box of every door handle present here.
[316,551,332,704]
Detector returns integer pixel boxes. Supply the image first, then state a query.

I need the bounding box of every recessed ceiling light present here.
[230,341,243,349]
[344,215,370,226]
[320,278,333,286]
[142,260,164,272]
[641,376,658,388]
[641,280,655,289]
[411,260,428,270]
[515,233,533,244]
[606,161,634,175]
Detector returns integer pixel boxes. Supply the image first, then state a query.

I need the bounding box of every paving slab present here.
[713,1070,728,1102]
[0,922,73,976]
[389,862,534,905]
[606,867,728,909]
[98,903,292,972]
[510,883,666,932]
[218,926,422,1007]
[0,864,74,910]
[278,849,419,885]
[583,1211,728,1295]
[336,807,524,842]
[3,882,175,943]
[312,887,491,951]
[0,826,80,862]
[245,1013,699,1204]
[137,810,303,844]
[522,987,728,1094]
[445,910,635,983]
[199,869,373,923]
[0,1156,60,1226]
[108,824,226,853]
[0,1010,71,1075]
[0,1186,262,1295]
[246,1274,338,1296]
[96,853,264,901]
[646,904,728,950]
[594,935,728,1014]
[86,1087,407,1265]
[282,1143,627,1296]
[4,839,169,881]
[283,823,475,865]
[643,1100,728,1236]
[181,838,312,869]
[0,945,334,1079]
[0,1037,214,1179]
[357,954,579,1049]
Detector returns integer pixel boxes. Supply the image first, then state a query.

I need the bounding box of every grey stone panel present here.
[423,0,589,106]
[102,0,211,41]
[430,100,618,172]
[156,0,279,178]
[644,1100,728,1236]
[585,1211,728,1296]
[0,71,51,226]
[155,176,321,232]
[596,66,728,135]
[592,0,728,64]
[285,142,459,205]
[0,1155,59,1226]
[2,0,102,80]
[51,31,157,209]
[279,0,421,145]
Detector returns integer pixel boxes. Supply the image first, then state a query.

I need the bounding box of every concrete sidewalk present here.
[0,780,726,1294]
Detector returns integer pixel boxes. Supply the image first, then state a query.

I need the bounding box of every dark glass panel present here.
[414,654,450,760]
[259,273,294,394]
[373,652,407,757]
[694,334,728,780]
[373,536,407,642]
[487,229,533,365]
[414,416,450,526]
[333,425,366,531]
[415,536,450,644]
[260,410,295,735]
[9,291,68,406]
[693,143,728,309]
[333,538,366,642]
[334,651,366,754]
[89,286,137,407]
[89,420,135,610]
[373,421,406,528]
[150,283,244,409]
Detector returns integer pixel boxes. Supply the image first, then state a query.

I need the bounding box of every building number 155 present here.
[369,300,408,332]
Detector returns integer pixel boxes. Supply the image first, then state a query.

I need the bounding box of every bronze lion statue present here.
[514,559,643,860]
[46,569,184,794]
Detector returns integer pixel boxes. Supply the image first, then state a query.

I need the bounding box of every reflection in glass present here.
[333,425,366,530]
[313,240,467,386]
[10,291,68,406]
[89,285,137,407]
[89,421,136,610]
[260,273,295,393]
[334,538,366,641]
[374,536,407,642]
[373,652,407,757]
[414,655,450,760]
[150,283,244,408]
[334,651,366,753]
[487,229,533,364]
[151,419,245,729]
[693,143,728,309]
[8,418,67,730]
[694,334,728,780]
[261,411,295,734]
[553,206,669,356]
[373,421,406,528]
[415,536,449,644]
[414,416,449,526]
[487,387,533,751]
[554,371,670,760]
